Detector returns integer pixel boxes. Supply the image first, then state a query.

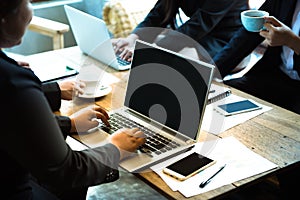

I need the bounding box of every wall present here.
[5,0,109,55]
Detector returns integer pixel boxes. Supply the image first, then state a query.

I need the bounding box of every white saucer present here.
[79,85,112,98]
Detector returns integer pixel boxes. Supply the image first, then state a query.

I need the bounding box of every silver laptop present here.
[64,5,131,71]
[99,40,215,172]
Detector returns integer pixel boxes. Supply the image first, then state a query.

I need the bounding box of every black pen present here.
[199,164,226,188]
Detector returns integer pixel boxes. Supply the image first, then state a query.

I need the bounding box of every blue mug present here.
[241,10,269,32]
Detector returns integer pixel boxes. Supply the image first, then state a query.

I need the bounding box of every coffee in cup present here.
[241,10,269,32]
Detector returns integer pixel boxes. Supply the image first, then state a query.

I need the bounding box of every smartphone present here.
[162,152,216,181]
[214,99,262,116]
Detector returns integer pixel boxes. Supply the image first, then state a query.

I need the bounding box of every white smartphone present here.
[214,99,262,116]
[162,152,216,181]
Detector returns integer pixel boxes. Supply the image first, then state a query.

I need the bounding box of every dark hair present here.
[0,0,23,18]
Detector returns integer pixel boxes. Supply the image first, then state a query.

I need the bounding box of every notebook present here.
[4,51,79,83]
[207,83,231,105]
[34,65,78,83]
[98,40,215,172]
[64,5,131,71]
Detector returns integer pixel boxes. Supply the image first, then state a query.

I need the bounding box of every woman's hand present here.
[109,128,146,160]
[260,16,300,54]
[17,60,30,68]
[69,105,110,133]
[58,79,85,100]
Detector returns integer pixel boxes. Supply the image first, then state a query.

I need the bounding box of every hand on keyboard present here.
[69,105,110,133]
[98,113,181,157]
[117,55,131,66]
[109,128,146,160]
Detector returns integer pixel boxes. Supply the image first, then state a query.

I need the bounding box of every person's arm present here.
[113,0,178,60]
[212,0,279,78]
[2,85,119,188]
[55,115,71,139]
[213,28,265,78]
[57,79,85,100]
[41,81,61,111]
[155,0,245,52]
[2,83,144,189]
[113,0,173,52]
[42,82,109,139]
[288,34,300,55]
[260,16,300,54]
[41,82,72,138]
[132,0,178,42]
[42,80,85,104]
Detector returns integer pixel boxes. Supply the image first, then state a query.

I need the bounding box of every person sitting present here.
[213,0,300,198]
[213,0,300,115]
[112,0,249,61]
[17,59,86,110]
[0,1,145,200]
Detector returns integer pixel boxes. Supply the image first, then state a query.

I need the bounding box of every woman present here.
[113,0,249,61]
[0,1,145,199]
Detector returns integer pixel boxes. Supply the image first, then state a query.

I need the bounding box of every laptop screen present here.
[124,40,214,140]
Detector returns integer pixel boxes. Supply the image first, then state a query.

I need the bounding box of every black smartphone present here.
[214,99,262,116]
[163,152,216,181]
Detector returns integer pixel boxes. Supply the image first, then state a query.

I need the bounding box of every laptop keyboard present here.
[117,55,131,66]
[98,113,181,157]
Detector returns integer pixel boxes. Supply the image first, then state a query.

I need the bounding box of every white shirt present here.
[280,0,300,80]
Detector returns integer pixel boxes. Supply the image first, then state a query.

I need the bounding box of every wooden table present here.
[26,46,300,199]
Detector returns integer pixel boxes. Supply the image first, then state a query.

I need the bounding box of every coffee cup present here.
[241,10,269,32]
[78,70,100,95]
[82,79,99,95]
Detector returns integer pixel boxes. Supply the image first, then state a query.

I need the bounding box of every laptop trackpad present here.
[119,153,152,171]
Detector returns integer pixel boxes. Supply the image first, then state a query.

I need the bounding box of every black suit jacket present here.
[2,52,71,137]
[0,51,119,199]
[133,0,248,58]
[214,0,298,78]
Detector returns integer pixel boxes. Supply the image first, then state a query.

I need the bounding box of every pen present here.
[199,164,226,188]
[209,90,216,93]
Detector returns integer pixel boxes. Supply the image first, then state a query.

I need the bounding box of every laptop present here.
[64,5,131,71]
[98,40,215,172]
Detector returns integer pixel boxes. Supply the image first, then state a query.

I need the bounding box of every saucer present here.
[79,85,112,98]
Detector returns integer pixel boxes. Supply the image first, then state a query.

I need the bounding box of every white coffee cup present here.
[82,79,100,95]
[78,68,101,95]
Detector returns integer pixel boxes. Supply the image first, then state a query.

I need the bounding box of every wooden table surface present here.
[27,46,300,199]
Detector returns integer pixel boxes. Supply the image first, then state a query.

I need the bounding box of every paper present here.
[66,136,88,151]
[202,94,272,135]
[150,137,278,198]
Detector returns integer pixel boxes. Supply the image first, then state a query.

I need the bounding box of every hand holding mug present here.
[260,16,296,48]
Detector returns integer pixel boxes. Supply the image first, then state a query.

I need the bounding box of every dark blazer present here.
[214,0,298,78]
[3,53,72,138]
[41,79,72,138]
[133,0,249,58]
[0,51,119,199]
